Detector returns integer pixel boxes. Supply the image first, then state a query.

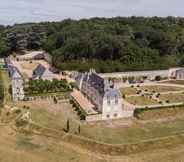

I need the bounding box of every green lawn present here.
[160,93,184,103]
[121,87,137,96]
[80,118,184,144]
[135,105,184,120]
[126,96,158,106]
[140,85,184,93]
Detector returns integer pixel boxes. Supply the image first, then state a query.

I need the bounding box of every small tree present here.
[65,119,70,133]
[155,75,161,81]
[78,125,81,134]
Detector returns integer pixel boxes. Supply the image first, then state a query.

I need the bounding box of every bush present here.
[166,100,170,103]
[155,76,162,81]
[159,101,163,104]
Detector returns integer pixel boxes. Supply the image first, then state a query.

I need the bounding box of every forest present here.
[1,17,184,72]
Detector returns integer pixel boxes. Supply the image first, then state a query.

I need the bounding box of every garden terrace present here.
[140,85,184,93]
[121,87,137,96]
[24,79,72,96]
[126,96,158,106]
[134,105,184,120]
[159,93,184,103]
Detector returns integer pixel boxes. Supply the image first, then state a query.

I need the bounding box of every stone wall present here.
[86,114,102,122]
[99,69,169,81]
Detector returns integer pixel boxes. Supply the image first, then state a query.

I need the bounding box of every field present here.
[121,87,137,95]
[160,93,184,103]
[15,100,184,145]
[126,96,158,106]
[17,100,79,131]
[2,100,184,162]
[135,105,184,120]
[140,85,184,93]
[1,124,184,162]
[0,125,105,162]
[161,80,184,85]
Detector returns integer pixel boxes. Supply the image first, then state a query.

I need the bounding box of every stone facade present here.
[99,69,169,83]
[76,70,124,120]
[11,76,24,101]
[5,58,24,101]
[169,68,184,80]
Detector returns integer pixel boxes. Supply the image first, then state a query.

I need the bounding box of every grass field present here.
[140,85,184,93]
[2,97,184,161]
[126,96,158,106]
[161,80,184,85]
[121,87,137,95]
[135,105,184,120]
[15,100,184,145]
[2,123,184,162]
[160,93,184,103]
[0,125,105,162]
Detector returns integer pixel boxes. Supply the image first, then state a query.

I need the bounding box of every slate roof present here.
[8,65,22,79]
[83,73,105,95]
[175,68,184,74]
[33,64,46,78]
[33,53,45,60]
[77,71,122,100]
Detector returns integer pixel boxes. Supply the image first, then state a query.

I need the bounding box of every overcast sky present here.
[0,0,183,25]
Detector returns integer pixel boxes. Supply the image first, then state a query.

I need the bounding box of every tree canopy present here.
[1,17,184,72]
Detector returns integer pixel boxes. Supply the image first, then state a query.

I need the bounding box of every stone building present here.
[5,58,24,101]
[32,64,55,80]
[169,68,184,80]
[76,70,124,120]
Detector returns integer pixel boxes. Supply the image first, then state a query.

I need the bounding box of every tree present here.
[78,125,81,134]
[66,119,70,133]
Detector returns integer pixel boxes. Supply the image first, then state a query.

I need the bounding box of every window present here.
[107,96,111,105]
[114,114,117,117]
[115,95,118,104]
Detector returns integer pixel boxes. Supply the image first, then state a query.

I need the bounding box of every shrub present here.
[159,101,162,104]
[166,100,170,103]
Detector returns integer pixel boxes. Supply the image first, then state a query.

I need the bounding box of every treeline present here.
[1,17,184,72]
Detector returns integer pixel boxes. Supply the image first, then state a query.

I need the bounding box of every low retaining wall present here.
[24,95,69,103]
[86,114,102,122]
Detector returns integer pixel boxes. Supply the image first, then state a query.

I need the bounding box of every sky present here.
[0,0,183,25]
